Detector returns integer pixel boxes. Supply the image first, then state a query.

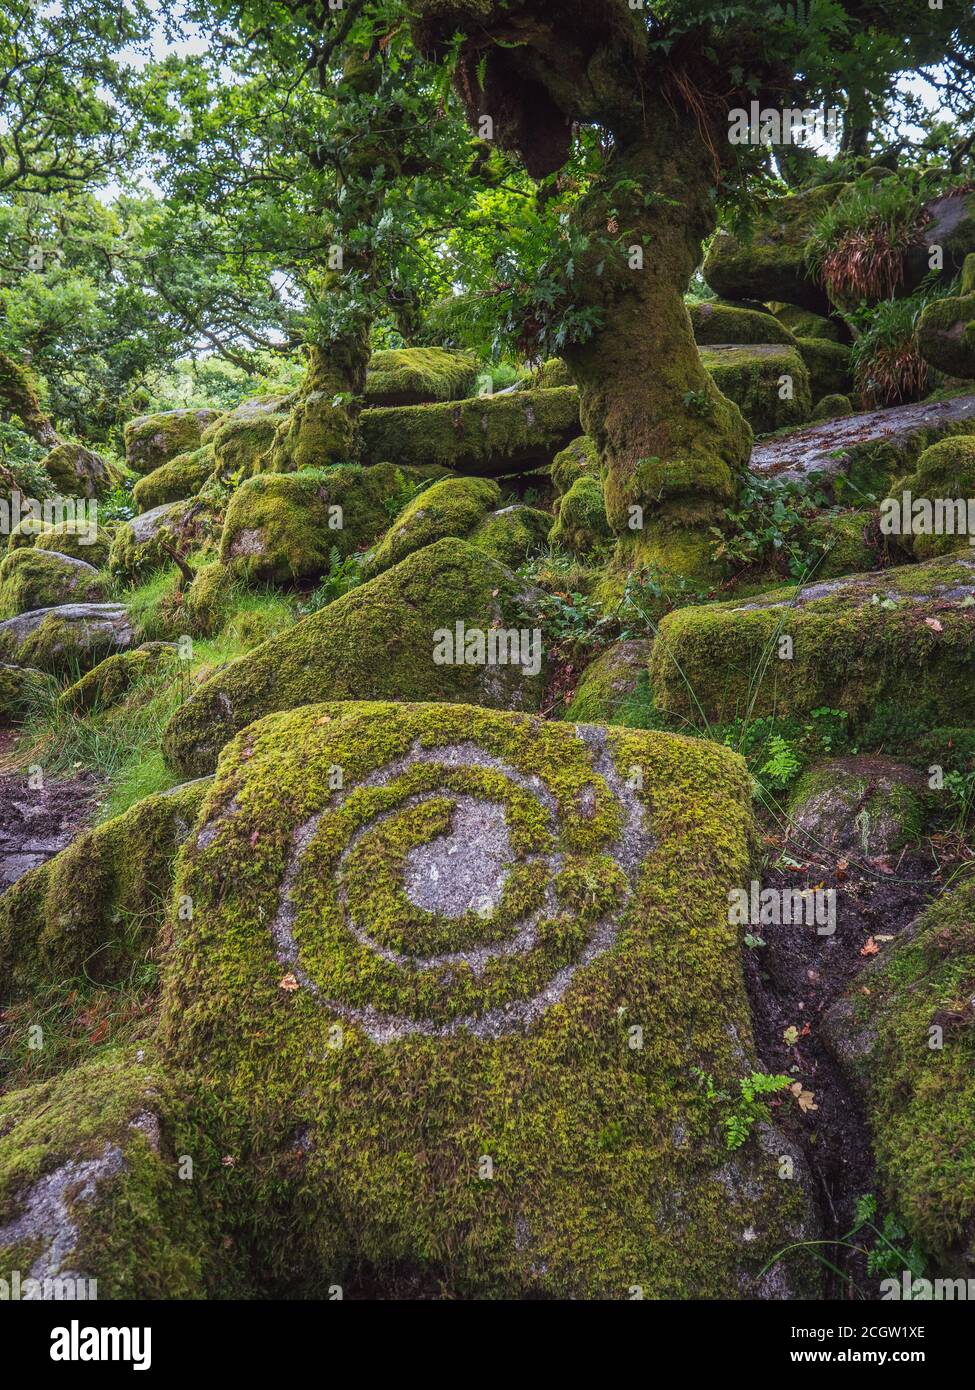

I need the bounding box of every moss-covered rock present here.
[58,642,180,714]
[360,387,581,476]
[689,301,798,346]
[0,661,51,722]
[220,464,402,585]
[534,358,572,389]
[700,345,813,435]
[0,779,209,996]
[703,185,845,312]
[131,445,215,513]
[884,435,975,561]
[822,880,975,1273]
[796,338,854,401]
[364,476,500,578]
[564,641,654,725]
[6,517,54,551]
[364,347,480,406]
[650,552,975,729]
[769,303,847,343]
[917,258,975,380]
[0,1050,211,1298]
[42,443,125,499]
[0,603,134,676]
[551,435,599,497]
[123,409,221,476]
[469,505,552,569]
[163,539,549,777]
[35,522,112,569]
[0,549,111,619]
[812,393,854,421]
[786,756,926,858]
[109,500,217,584]
[548,475,612,557]
[208,396,293,478]
[807,509,884,578]
[158,699,818,1297]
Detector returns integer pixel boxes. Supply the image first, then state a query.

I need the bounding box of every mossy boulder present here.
[650,552,975,729]
[162,539,548,778]
[885,435,975,561]
[534,358,572,389]
[220,464,402,585]
[786,756,926,859]
[6,517,54,551]
[123,408,221,476]
[812,393,854,422]
[35,522,112,569]
[0,1050,210,1298]
[158,699,818,1297]
[58,642,180,713]
[795,338,854,401]
[769,303,847,343]
[179,562,238,639]
[109,500,216,584]
[703,184,845,312]
[551,435,599,497]
[364,347,480,407]
[207,396,293,478]
[822,881,975,1273]
[469,504,551,569]
[0,603,134,676]
[0,549,111,619]
[0,661,51,722]
[917,257,975,380]
[132,445,215,513]
[689,301,797,346]
[564,640,654,725]
[700,345,813,435]
[364,475,500,578]
[42,443,125,500]
[548,475,612,557]
[360,387,581,477]
[807,509,884,579]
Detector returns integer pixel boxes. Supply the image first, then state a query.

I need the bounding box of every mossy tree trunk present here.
[269,327,371,472]
[0,349,60,449]
[561,128,752,583]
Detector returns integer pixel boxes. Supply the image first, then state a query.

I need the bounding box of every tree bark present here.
[0,349,60,449]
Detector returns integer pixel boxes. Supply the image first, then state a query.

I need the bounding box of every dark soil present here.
[0,745,101,892]
[745,820,955,1297]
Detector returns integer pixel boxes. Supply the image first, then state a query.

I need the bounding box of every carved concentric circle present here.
[271,729,651,1042]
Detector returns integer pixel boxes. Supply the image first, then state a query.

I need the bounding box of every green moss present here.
[886,436,975,560]
[157,699,816,1297]
[364,475,500,578]
[42,443,126,499]
[812,393,854,421]
[703,184,845,311]
[917,276,975,380]
[179,562,238,638]
[551,435,599,497]
[123,409,221,476]
[535,358,573,389]
[162,538,549,777]
[825,881,975,1267]
[0,548,111,619]
[469,505,551,568]
[364,347,480,406]
[58,642,180,713]
[110,500,219,584]
[6,518,54,551]
[700,345,813,435]
[220,464,401,585]
[132,445,215,513]
[650,551,975,729]
[0,778,209,996]
[36,522,112,568]
[769,302,846,342]
[0,1049,212,1298]
[564,640,655,725]
[360,387,581,476]
[796,338,854,400]
[689,302,798,346]
[788,757,925,855]
[549,475,612,557]
[806,509,881,578]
